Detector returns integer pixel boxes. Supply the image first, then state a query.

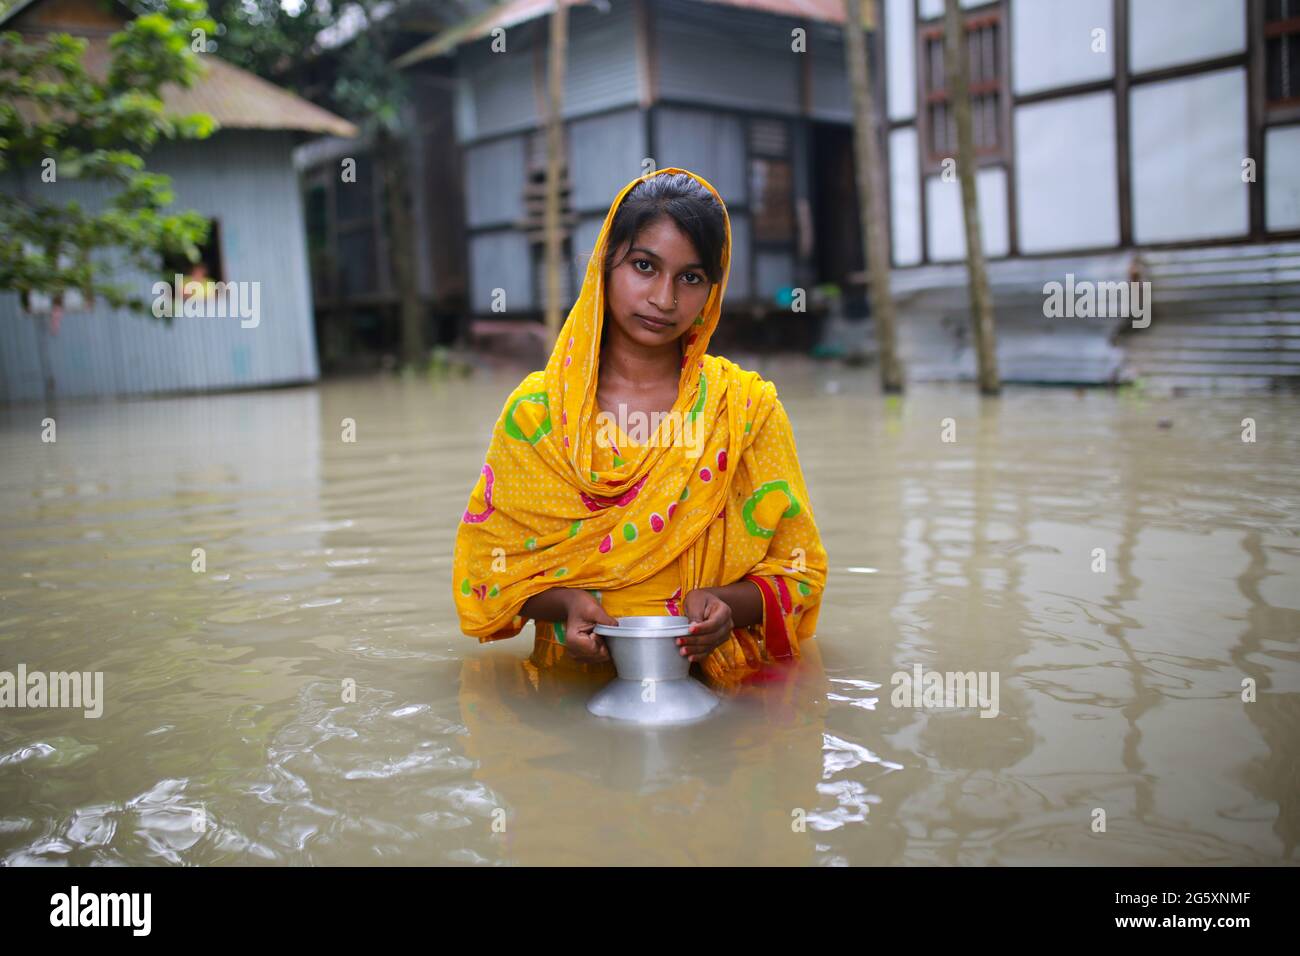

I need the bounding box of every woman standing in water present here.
[452,167,827,690]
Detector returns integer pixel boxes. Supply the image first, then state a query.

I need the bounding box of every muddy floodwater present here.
[1,358,1297,865]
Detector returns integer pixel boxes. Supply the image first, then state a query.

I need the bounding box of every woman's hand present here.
[680,589,735,663]
[560,589,619,665]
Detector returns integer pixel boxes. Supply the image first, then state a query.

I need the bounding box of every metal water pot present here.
[586,616,721,724]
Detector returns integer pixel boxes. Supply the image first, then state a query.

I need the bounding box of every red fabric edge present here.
[743,573,793,661]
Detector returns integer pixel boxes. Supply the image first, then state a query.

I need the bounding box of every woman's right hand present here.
[559,589,619,665]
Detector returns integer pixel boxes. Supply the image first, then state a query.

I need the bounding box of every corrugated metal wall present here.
[653,107,747,203]
[655,0,801,114]
[0,130,320,403]
[464,135,528,228]
[569,109,647,213]
[469,232,534,312]
[458,34,540,142]
[453,0,859,315]
[464,130,532,313]
[563,1,642,118]
[807,21,853,122]
[455,1,640,143]
[452,0,641,328]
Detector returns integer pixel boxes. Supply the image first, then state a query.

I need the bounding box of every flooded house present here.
[290,4,477,370]
[393,0,873,357]
[0,0,357,403]
[395,0,1300,389]
[881,0,1300,389]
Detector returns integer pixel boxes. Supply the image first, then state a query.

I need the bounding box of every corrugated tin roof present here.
[708,0,853,22]
[161,46,359,138]
[59,36,360,137]
[32,34,359,137]
[2,0,358,138]
[393,0,562,67]
[394,0,863,69]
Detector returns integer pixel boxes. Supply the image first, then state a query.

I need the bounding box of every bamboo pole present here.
[843,0,903,393]
[944,0,1000,394]
[380,126,426,370]
[543,0,569,344]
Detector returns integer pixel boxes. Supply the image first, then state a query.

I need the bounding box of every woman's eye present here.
[633,259,653,273]
[682,273,703,285]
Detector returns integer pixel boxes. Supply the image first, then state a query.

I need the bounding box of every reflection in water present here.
[456,640,828,866]
[0,361,1296,864]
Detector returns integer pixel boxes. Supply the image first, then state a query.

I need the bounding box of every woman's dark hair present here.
[603,172,727,285]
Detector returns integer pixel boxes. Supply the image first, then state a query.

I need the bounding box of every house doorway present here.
[809,121,868,316]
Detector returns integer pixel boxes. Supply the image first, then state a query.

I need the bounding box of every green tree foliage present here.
[189,1,485,131]
[195,0,334,89]
[197,0,420,129]
[0,0,218,316]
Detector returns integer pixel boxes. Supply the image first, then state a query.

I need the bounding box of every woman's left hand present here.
[680,589,734,662]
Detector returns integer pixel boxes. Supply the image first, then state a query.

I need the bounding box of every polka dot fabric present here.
[451,167,829,689]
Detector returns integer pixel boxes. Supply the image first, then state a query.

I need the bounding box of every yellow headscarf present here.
[452,167,828,688]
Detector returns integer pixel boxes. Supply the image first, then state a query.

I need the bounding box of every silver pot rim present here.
[593,615,692,639]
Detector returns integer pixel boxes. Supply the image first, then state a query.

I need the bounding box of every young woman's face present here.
[604,216,713,349]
